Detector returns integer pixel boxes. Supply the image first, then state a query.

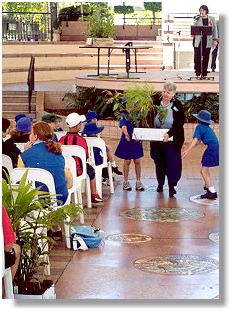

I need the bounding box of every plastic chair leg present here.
[4,268,14,299]
[107,162,114,194]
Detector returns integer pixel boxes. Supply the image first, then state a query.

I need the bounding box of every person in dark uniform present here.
[2,118,21,179]
[211,19,219,72]
[193,5,218,77]
[115,112,144,192]
[147,82,185,197]
[182,110,219,200]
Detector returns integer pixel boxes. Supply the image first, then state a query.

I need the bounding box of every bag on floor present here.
[70,225,104,248]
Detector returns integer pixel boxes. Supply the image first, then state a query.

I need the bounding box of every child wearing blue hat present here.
[85,110,122,176]
[182,110,219,200]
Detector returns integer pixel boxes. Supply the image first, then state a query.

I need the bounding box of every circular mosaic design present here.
[120,207,204,222]
[134,254,219,275]
[209,232,219,243]
[106,233,152,243]
[190,194,219,206]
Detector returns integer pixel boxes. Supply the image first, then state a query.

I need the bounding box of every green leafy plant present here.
[113,84,155,126]
[88,6,114,38]
[184,93,219,122]
[63,87,123,118]
[144,2,162,24]
[2,170,82,294]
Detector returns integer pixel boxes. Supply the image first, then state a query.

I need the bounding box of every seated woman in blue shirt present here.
[17,121,68,204]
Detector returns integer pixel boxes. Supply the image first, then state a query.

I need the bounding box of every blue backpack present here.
[70,225,104,248]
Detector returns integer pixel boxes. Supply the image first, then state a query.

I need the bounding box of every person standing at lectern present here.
[193,5,218,78]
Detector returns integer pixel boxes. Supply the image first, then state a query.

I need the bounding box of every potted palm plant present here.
[113,83,155,127]
[2,170,82,299]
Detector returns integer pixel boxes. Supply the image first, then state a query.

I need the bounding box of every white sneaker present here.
[72,234,88,251]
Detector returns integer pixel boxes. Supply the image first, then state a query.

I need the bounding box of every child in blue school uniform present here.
[115,112,144,191]
[182,110,219,200]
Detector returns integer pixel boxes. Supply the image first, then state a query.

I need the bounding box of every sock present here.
[111,161,117,167]
[208,186,216,193]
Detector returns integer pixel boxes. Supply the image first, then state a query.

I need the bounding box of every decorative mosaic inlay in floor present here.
[209,232,219,243]
[134,254,219,275]
[106,233,152,243]
[120,207,204,222]
[190,194,219,206]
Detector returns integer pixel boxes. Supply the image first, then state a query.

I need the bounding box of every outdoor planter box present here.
[14,281,56,299]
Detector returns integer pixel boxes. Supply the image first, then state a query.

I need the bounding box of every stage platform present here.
[75,70,219,93]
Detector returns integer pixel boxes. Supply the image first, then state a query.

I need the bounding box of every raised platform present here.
[76,70,219,93]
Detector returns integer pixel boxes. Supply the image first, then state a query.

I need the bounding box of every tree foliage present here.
[143,2,162,13]
[2,2,48,13]
[114,4,134,15]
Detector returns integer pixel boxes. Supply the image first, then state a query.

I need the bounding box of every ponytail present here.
[44,140,62,154]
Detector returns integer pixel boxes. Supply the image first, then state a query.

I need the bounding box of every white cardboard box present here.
[132,128,173,141]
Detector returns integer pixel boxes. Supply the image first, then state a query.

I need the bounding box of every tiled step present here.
[2,103,36,111]
[2,111,36,120]
[2,96,36,103]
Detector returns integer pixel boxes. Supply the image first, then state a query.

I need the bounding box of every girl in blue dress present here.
[182,110,219,200]
[115,113,144,191]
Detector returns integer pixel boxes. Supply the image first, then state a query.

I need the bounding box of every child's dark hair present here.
[33,122,62,154]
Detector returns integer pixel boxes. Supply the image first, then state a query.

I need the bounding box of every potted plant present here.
[113,83,155,127]
[87,5,115,46]
[2,171,82,299]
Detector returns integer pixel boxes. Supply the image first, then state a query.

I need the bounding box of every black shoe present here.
[200,191,217,200]
[203,186,208,191]
[52,230,63,241]
[156,184,163,192]
[112,166,123,175]
[169,186,176,197]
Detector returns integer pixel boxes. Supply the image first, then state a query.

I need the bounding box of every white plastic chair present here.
[1,227,14,299]
[15,143,25,153]
[64,155,85,224]
[85,137,114,198]
[9,167,72,271]
[2,154,14,175]
[62,145,92,209]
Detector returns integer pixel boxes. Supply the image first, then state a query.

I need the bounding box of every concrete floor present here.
[49,140,219,300]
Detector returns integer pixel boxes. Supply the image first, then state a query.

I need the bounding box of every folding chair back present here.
[85,137,114,197]
[62,145,92,209]
[2,154,13,175]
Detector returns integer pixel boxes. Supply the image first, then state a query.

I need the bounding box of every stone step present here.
[2,103,36,111]
[2,96,36,103]
[2,91,35,96]
[2,111,36,120]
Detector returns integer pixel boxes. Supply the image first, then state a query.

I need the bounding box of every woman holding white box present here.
[147,82,185,197]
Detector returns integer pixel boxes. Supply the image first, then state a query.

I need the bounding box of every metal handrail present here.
[27,56,35,113]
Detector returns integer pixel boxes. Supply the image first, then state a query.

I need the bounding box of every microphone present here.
[193,15,201,20]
